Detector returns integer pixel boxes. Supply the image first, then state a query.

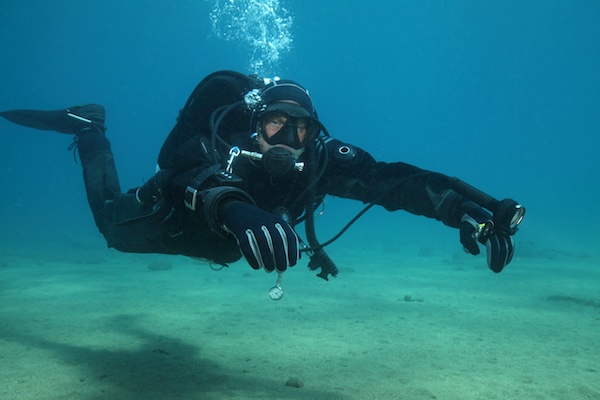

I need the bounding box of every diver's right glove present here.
[219,202,300,272]
[460,208,515,273]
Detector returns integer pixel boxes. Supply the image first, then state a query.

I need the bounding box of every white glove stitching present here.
[245,228,264,269]
[274,223,289,265]
[261,225,275,269]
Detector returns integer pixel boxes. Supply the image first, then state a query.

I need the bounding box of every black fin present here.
[0,104,105,134]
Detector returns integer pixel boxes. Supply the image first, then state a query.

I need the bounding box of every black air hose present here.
[303,143,339,280]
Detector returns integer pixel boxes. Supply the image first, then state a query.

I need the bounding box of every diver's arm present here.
[148,164,299,271]
[317,138,480,228]
[168,165,255,235]
[317,138,517,272]
[135,162,252,232]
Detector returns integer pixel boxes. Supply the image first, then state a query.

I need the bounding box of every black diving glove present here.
[219,202,300,272]
[460,208,515,273]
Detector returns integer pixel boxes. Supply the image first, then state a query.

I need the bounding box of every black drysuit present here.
[67,71,482,268]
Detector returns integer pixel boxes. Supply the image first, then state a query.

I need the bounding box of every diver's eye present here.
[263,116,289,137]
[269,120,284,128]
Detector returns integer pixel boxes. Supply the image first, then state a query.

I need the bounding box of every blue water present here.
[0,1,599,397]
[1,1,598,255]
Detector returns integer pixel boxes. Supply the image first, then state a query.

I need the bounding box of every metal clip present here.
[226,146,241,173]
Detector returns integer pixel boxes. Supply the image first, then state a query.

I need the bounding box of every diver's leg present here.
[75,129,122,232]
[1,105,121,233]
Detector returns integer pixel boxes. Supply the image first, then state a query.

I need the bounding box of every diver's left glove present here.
[219,202,300,272]
[460,208,515,273]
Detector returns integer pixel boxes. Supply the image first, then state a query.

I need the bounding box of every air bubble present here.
[209,0,293,76]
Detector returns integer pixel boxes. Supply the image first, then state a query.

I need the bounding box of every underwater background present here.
[1,0,599,255]
[1,1,599,399]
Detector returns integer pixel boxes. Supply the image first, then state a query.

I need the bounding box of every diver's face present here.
[257,112,308,157]
[262,113,308,144]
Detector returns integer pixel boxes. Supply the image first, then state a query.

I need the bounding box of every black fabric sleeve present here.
[317,138,481,228]
[164,163,254,233]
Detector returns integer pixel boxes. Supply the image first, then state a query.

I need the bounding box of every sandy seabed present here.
[1,238,598,400]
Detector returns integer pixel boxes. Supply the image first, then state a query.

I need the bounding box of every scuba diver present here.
[0,70,524,284]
